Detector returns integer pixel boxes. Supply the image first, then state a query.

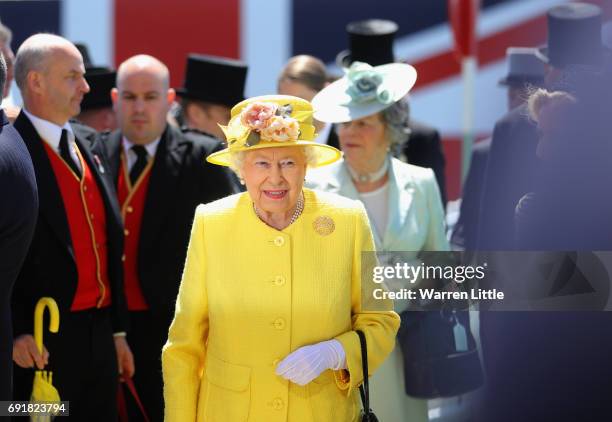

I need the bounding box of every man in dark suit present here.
[337,19,447,204]
[176,54,247,140]
[104,54,237,421]
[477,4,612,420]
[452,47,544,250]
[75,43,117,132]
[0,52,38,401]
[10,34,133,420]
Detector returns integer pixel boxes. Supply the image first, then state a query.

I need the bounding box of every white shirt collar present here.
[121,136,161,169]
[23,108,74,151]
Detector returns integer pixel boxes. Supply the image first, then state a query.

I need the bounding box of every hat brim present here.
[535,45,612,67]
[312,63,417,123]
[206,141,342,168]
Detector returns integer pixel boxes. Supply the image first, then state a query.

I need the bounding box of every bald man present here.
[10,34,132,421]
[100,54,236,421]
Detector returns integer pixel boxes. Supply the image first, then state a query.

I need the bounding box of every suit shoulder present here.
[393,158,436,182]
[408,119,439,137]
[178,127,224,153]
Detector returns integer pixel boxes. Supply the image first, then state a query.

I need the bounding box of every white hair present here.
[228,146,318,178]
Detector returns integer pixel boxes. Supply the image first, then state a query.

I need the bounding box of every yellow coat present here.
[162,188,400,422]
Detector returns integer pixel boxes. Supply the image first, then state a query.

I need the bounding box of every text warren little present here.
[373,288,504,300]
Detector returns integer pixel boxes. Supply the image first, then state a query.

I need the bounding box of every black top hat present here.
[74,43,116,111]
[82,66,116,111]
[536,2,608,69]
[176,54,247,107]
[336,19,398,68]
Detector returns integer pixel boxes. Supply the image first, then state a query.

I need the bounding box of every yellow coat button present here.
[273,236,285,246]
[273,318,285,330]
[274,276,286,286]
[127,206,134,213]
[272,398,284,410]
[124,229,130,236]
[121,254,126,262]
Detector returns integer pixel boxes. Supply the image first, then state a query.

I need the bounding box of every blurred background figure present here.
[175,54,247,139]
[477,4,612,421]
[277,54,336,145]
[477,2,607,251]
[452,47,544,250]
[75,43,117,132]
[0,50,38,402]
[0,19,19,121]
[337,19,448,205]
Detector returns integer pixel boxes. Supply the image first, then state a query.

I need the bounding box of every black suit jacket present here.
[103,125,237,314]
[451,138,491,250]
[402,120,447,205]
[0,110,38,400]
[476,104,539,250]
[327,119,447,204]
[11,111,127,339]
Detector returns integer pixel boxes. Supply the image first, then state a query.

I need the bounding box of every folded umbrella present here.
[30,297,60,422]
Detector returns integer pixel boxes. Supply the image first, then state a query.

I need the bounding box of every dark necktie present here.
[130,145,148,185]
[59,129,81,178]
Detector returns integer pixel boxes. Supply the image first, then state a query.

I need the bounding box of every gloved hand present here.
[275,339,346,386]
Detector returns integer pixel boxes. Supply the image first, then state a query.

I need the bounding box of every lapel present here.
[71,123,121,222]
[14,111,73,257]
[104,131,123,187]
[381,158,414,250]
[139,125,184,250]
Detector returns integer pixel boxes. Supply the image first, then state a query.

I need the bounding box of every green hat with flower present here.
[312,61,417,123]
[206,94,342,167]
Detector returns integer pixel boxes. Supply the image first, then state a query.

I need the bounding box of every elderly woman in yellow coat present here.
[162,94,400,422]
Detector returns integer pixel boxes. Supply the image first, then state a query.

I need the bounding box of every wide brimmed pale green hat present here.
[206,95,341,167]
[312,62,417,123]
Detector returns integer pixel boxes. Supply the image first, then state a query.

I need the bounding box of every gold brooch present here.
[313,216,335,236]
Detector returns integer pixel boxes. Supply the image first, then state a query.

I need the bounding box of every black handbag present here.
[397,309,483,398]
[356,330,379,422]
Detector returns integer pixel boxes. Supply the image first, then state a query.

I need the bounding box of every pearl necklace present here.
[253,192,304,227]
[347,157,389,184]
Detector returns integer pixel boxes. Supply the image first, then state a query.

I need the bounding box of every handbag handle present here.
[356,330,377,421]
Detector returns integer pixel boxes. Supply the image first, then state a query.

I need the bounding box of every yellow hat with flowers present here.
[206,95,342,167]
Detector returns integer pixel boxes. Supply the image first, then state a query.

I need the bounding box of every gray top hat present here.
[499,47,545,87]
[535,2,608,69]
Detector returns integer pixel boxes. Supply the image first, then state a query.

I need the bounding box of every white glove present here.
[275,339,347,386]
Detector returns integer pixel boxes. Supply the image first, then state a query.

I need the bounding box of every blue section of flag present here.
[1,0,61,49]
[291,0,511,62]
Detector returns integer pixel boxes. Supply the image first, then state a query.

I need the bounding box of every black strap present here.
[129,145,148,185]
[59,129,81,178]
[357,330,377,421]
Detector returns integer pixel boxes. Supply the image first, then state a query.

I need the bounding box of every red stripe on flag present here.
[412,0,612,91]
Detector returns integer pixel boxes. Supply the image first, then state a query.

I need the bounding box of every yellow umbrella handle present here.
[34,297,60,355]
